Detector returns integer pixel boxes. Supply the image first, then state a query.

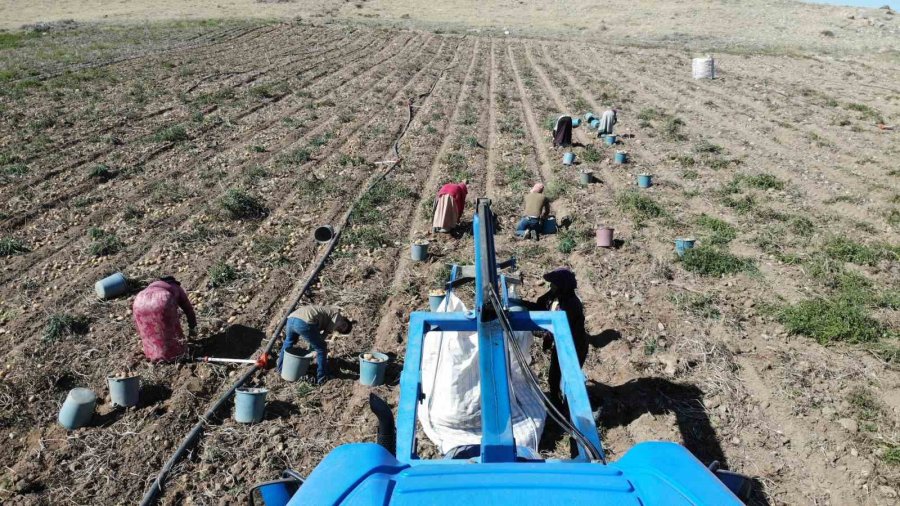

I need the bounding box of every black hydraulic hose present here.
[487,286,605,463]
[139,232,342,506]
[369,393,397,456]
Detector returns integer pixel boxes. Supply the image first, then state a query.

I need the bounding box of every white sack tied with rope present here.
[417,293,547,455]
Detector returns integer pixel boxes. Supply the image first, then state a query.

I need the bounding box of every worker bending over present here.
[553,115,573,147]
[133,276,197,362]
[432,180,468,233]
[516,183,550,240]
[597,108,617,136]
[536,268,588,405]
[279,305,351,385]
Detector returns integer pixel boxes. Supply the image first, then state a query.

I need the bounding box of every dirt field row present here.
[1,21,898,505]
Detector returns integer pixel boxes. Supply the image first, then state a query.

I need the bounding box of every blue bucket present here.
[108,375,140,407]
[359,352,389,386]
[674,238,697,257]
[614,151,628,164]
[411,241,429,262]
[95,272,127,299]
[59,388,96,430]
[580,170,593,185]
[429,291,446,311]
[584,112,595,122]
[572,118,581,128]
[605,134,617,146]
[280,347,312,382]
[638,174,653,188]
[562,152,576,165]
[542,216,558,235]
[234,387,267,423]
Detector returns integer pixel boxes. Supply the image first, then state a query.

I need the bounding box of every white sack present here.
[418,293,546,455]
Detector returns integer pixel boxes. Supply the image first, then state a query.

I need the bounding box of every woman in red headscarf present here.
[432,180,468,233]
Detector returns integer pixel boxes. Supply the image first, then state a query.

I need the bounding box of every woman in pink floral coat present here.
[133,276,197,362]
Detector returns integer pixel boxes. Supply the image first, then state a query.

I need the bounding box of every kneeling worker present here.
[279,305,352,385]
[516,183,550,239]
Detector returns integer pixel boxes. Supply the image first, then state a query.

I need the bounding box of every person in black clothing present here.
[535,268,588,405]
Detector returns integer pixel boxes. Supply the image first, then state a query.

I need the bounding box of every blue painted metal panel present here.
[476,319,516,463]
[287,443,742,505]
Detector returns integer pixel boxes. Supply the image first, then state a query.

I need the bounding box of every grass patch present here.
[581,145,602,163]
[745,173,785,191]
[722,194,756,214]
[695,214,737,245]
[503,164,529,192]
[279,147,312,165]
[845,102,884,124]
[823,237,898,266]
[557,228,577,254]
[780,292,892,344]
[338,154,365,167]
[88,164,115,182]
[351,180,416,226]
[87,227,122,256]
[0,237,28,256]
[670,292,721,319]
[544,179,573,201]
[616,191,666,226]
[693,140,723,154]
[208,261,238,288]
[149,180,187,204]
[679,245,756,277]
[152,124,189,143]
[342,225,387,252]
[219,189,267,220]
[43,313,90,342]
[661,116,686,141]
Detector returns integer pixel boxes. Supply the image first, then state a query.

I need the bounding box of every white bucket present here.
[692,56,715,79]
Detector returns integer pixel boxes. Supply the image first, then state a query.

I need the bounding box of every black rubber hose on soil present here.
[138,230,342,506]
[139,59,457,505]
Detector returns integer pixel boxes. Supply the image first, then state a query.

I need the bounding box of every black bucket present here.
[314,225,335,244]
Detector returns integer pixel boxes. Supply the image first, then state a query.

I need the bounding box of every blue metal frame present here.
[396,198,602,464]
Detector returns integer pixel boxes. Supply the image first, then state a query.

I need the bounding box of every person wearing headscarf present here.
[597,108,617,136]
[132,276,197,362]
[515,183,550,239]
[432,180,468,233]
[553,115,573,147]
[535,268,588,404]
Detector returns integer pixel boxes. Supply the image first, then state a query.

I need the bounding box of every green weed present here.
[503,164,529,192]
[0,237,28,256]
[557,228,577,254]
[87,227,122,256]
[679,245,756,277]
[88,164,114,181]
[824,237,898,266]
[208,261,238,288]
[670,292,721,319]
[43,313,90,342]
[695,214,737,245]
[153,124,189,143]
[279,147,312,165]
[616,191,666,226]
[219,189,267,219]
[581,145,602,163]
[351,180,416,225]
[693,140,723,154]
[745,173,785,191]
